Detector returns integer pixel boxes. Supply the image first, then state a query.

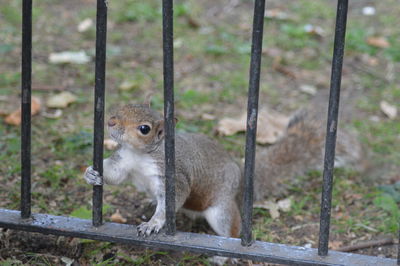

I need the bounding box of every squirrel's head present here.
[107,104,175,152]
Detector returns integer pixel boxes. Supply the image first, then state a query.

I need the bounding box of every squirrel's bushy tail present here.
[253,110,363,201]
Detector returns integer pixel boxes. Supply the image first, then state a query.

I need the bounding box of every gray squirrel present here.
[84,104,362,238]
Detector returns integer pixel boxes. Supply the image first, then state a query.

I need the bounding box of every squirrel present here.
[84,104,362,238]
[253,110,363,201]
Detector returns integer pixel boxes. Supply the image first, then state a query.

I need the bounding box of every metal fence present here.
[0,0,398,265]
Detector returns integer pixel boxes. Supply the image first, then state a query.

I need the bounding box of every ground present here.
[0,0,399,265]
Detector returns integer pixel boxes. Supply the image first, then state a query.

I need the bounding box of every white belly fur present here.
[119,146,162,198]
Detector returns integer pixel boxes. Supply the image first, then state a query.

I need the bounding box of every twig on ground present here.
[335,237,394,252]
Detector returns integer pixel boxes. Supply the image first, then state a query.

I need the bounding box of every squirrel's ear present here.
[155,118,178,141]
[155,120,165,141]
[143,92,154,108]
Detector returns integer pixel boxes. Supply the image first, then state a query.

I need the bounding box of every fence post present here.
[21,0,33,219]
[92,0,108,227]
[241,0,265,246]
[318,0,348,256]
[162,0,176,236]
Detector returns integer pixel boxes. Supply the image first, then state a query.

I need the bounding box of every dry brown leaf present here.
[366,37,390,48]
[42,109,63,119]
[46,92,77,108]
[277,198,292,212]
[217,108,289,144]
[4,97,41,126]
[380,100,397,119]
[299,84,317,95]
[329,240,344,250]
[304,24,324,37]
[217,116,245,136]
[77,18,93,32]
[110,209,127,224]
[254,200,280,219]
[254,197,292,219]
[201,113,216,121]
[265,8,289,20]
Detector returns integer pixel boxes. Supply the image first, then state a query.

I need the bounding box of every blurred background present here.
[0,0,399,264]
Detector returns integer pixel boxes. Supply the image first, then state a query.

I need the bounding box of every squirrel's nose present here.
[108,117,117,127]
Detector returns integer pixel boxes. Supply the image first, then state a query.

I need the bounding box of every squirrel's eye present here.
[138,125,151,135]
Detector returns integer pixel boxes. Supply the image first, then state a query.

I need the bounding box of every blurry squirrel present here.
[84,104,362,238]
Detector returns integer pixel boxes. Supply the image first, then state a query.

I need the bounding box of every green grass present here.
[111,1,160,23]
[0,72,20,88]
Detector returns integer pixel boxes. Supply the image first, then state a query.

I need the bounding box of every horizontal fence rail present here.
[0,209,396,266]
[0,0,397,265]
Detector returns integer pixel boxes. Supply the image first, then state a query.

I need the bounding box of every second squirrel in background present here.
[84,104,363,237]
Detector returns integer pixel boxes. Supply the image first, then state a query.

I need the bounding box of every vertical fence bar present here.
[241,0,265,246]
[397,226,399,265]
[92,0,107,227]
[318,0,348,256]
[162,0,176,236]
[21,0,33,219]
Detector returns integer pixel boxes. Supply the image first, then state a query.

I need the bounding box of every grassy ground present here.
[0,0,399,265]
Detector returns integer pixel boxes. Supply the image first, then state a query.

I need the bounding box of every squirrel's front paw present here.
[137,217,165,236]
[84,166,103,186]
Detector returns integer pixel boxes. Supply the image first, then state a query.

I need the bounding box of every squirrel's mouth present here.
[109,129,123,143]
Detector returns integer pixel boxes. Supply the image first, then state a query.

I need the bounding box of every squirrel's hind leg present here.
[203,200,241,238]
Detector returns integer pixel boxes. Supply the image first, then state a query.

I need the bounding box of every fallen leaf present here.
[380,100,397,119]
[254,197,292,219]
[110,209,127,224]
[201,113,215,121]
[46,92,77,108]
[254,200,280,219]
[277,198,292,212]
[304,24,324,37]
[329,240,343,250]
[299,84,317,95]
[49,51,90,64]
[265,8,289,20]
[272,56,297,79]
[4,96,41,126]
[42,109,63,119]
[362,6,376,16]
[216,108,290,144]
[61,257,74,266]
[186,16,200,28]
[366,37,390,48]
[369,115,380,122]
[119,80,139,91]
[294,215,304,221]
[77,18,93,32]
[104,138,118,150]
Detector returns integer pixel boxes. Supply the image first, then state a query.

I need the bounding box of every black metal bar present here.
[92,0,107,227]
[21,0,32,219]
[0,209,396,266]
[241,0,265,246]
[318,0,348,256]
[162,0,176,235]
[397,226,399,265]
